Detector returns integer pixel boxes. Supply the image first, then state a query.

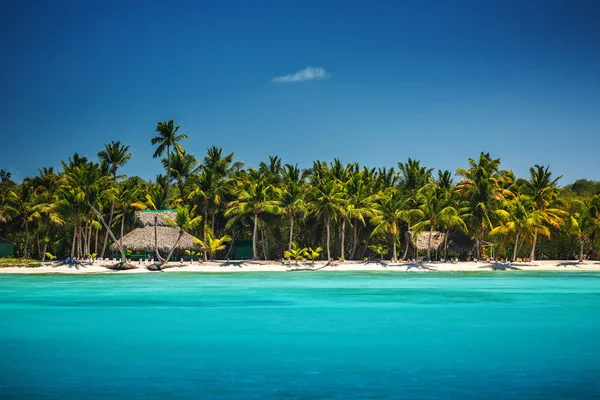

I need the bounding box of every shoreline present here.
[1,259,599,274]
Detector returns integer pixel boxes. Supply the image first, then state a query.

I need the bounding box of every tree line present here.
[1,120,600,262]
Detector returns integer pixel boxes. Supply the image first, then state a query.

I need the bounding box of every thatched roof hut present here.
[110,210,199,253]
[406,230,447,251]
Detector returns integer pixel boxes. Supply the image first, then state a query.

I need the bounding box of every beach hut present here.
[110,210,200,260]
[408,230,447,252]
[0,237,14,258]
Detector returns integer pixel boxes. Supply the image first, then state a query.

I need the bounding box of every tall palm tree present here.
[398,158,432,259]
[456,152,513,260]
[307,177,346,261]
[8,179,41,258]
[490,196,549,262]
[371,189,413,261]
[188,165,232,259]
[162,149,199,205]
[414,181,466,261]
[97,141,132,258]
[151,120,188,207]
[568,195,600,261]
[225,174,281,260]
[521,165,565,261]
[344,171,377,259]
[281,164,308,251]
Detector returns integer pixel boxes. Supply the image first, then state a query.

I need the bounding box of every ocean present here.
[1,271,599,399]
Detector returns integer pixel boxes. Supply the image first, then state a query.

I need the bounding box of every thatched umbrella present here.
[406,230,446,260]
[110,226,199,254]
[110,210,200,262]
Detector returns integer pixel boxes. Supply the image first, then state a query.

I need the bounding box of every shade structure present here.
[408,231,447,251]
[110,210,199,253]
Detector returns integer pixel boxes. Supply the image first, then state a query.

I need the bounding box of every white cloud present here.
[272,66,330,83]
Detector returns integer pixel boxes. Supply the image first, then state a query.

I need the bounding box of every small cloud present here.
[272,66,330,83]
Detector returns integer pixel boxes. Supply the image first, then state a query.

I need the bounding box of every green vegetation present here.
[0,258,41,268]
[1,124,600,264]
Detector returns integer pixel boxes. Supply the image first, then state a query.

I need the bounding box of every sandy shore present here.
[1,259,599,274]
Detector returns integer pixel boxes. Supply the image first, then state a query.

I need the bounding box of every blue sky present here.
[1,0,599,185]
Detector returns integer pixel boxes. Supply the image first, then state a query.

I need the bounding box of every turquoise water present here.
[1,272,600,399]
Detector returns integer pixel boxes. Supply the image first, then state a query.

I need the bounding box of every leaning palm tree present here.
[151,120,188,207]
[224,173,281,260]
[97,141,132,258]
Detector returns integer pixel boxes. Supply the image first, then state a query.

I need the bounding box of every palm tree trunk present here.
[427,225,433,261]
[153,215,165,263]
[261,225,268,260]
[252,212,258,260]
[166,144,171,208]
[71,225,77,260]
[392,233,397,261]
[41,227,50,261]
[443,229,449,262]
[203,208,208,261]
[530,231,537,261]
[36,231,41,260]
[579,240,585,262]
[100,201,115,258]
[326,216,331,261]
[351,222,359,259]
[288,216,294,251]
[340,219,346,260]
[163,229,184,265]
[24,221,30,258]
[475,237,480,261]
[512,233,519,262]
[402,219,411,260]
[94,225,99,255]
[120,210,126,260]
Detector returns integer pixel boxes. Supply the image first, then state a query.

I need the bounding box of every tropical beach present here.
[2,0,600,399]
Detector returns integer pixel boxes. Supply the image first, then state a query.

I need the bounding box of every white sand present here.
[1,259,599,274]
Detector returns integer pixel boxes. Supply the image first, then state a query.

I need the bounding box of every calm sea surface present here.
[1,271,599,399]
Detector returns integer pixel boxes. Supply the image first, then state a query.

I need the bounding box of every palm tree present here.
[97,141,132,258]
[306,177,346,261]
[8,179,40,258]
[345,171,376,259]
[188,165,232,259]
[281,164,308,251]
[521,165,565,261]
[151,120,188,207]
[398,158,432,259]
[414,181,466,261]
[225,174,281,260]
[371,189,412,261]
[456,152,513,260]
[196,228,232,260]
[568,195,600,261]
[162,149,199,205]
[490,196,549,262]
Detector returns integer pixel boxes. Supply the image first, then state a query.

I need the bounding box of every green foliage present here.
[368,244,388,260]
[0,258,42,268]
[45,252,57,261]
